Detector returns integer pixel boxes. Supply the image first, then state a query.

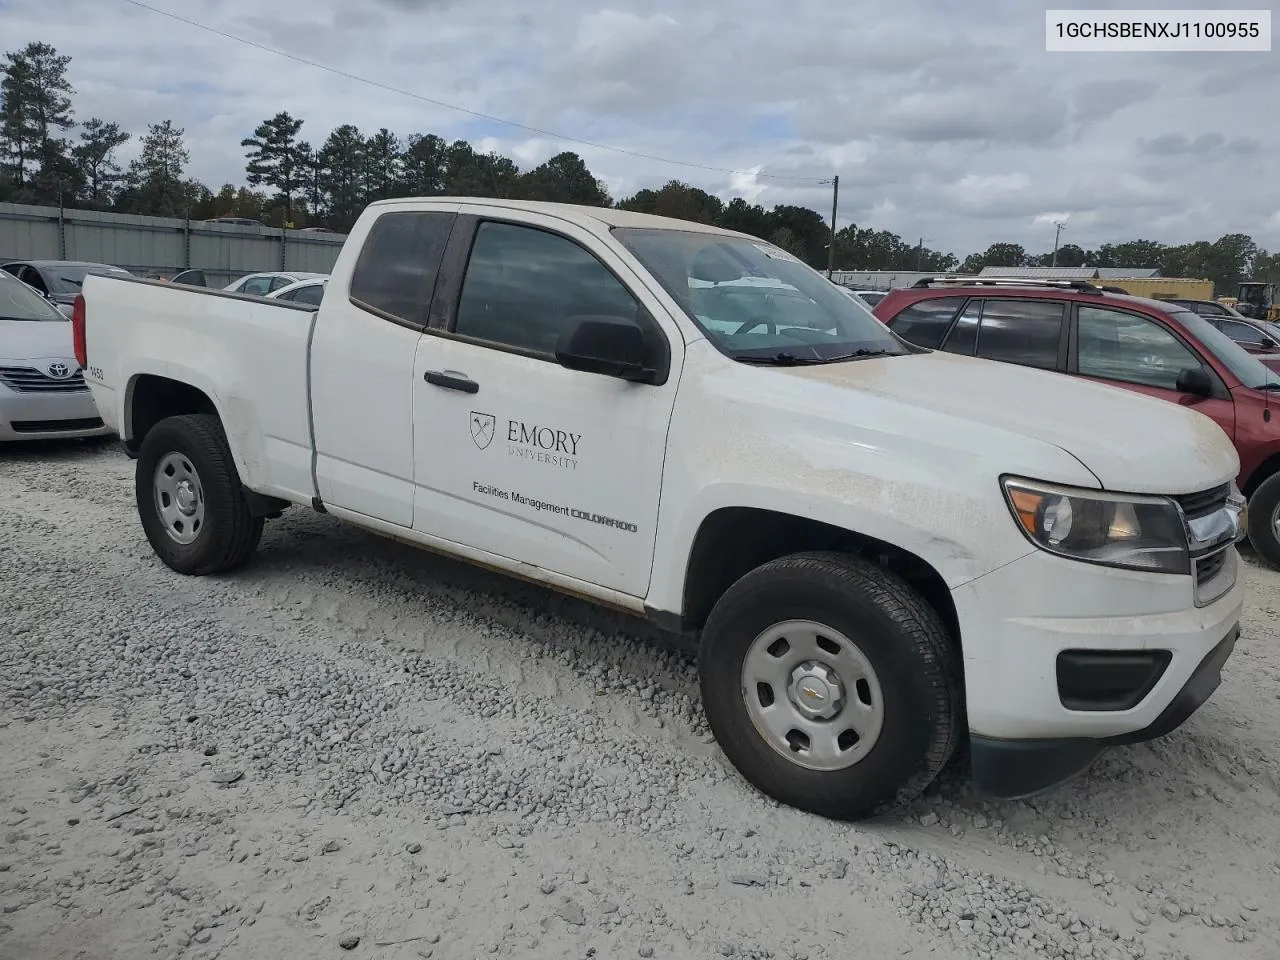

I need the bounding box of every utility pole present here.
[826,175,839,279]
[1052,221,1066,267]
[916,237,924,271]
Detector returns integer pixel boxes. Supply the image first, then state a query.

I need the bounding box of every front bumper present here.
[951,545,1245,798]
[0,387,112,441]
[969,623,1238,798]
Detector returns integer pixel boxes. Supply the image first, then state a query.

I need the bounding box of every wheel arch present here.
[671,505,961,659]
[124,373,220,456]
[1242,452,1280,497]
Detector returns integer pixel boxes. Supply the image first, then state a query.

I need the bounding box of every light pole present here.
[1052,221,1066,267]
[823,175,840,279]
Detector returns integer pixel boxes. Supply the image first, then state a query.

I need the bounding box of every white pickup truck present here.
[77,198,1247,820]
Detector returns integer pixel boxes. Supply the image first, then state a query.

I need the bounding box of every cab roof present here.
[364,196,751,238]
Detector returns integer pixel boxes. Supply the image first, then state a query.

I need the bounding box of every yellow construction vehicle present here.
[1235,282,1280,322]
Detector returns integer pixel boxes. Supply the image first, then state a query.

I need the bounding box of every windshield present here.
[46,265,127,295]
[612,227,910,363]
[1174,309,1278,388]
[0,270,66,321]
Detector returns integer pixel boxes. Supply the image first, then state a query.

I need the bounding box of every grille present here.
[1195,549,1228,586]
[1172,482,1230,520]
[10,417,104,433]
[0,365,87,393]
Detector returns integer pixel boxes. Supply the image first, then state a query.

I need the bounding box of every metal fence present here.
[0,201,347,288]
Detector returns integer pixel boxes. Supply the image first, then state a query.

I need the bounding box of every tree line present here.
[1,40,1276,293]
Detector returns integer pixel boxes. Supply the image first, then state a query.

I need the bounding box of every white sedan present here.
[0,271,111,442]
[265,277,327,306]
[225,271,328,296]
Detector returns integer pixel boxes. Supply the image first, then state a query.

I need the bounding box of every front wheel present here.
[1246,473,1280,568]
[698,551,962,820]
[135,413,263,575]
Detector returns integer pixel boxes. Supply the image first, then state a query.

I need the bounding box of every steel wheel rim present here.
[741,619,885,772]
[153,452,206,545]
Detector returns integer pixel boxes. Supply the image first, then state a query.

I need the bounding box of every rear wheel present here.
[135,413,263,575]
[1247,473,1280,568]
[698,551,961,820]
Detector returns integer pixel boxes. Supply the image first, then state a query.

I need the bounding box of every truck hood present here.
[0,318,75,361]
[774,349,1239,495]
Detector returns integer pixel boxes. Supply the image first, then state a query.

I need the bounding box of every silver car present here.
[0,271,112,442]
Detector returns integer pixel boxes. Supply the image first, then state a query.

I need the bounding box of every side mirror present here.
[1175,367,1214,397]
[555,315,653,383]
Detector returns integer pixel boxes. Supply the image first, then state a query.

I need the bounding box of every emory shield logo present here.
[470,411,496,450]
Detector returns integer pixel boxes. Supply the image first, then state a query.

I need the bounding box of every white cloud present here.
[0,0,1276,258]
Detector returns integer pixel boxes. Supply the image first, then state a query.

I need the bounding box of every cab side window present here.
[454,221,640,356]
[1076,306,1203,390]
[349,211,456,326]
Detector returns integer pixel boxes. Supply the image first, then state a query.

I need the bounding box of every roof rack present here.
[910,276,1109,294]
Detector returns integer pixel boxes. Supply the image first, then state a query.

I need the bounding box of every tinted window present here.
[941,300,981,355]
[19,266,48,294]
[290,283,325,306]
[1077,306,1202,390]
[349,211,456,326]
[1219,319,1272,346]
[887,296,966,349]
[975,299,1065,370]
[268,275,292,292]
[454,221,640,355]
[1193,302,1230,317]
[858,291,885,307]
[42,265,127,295]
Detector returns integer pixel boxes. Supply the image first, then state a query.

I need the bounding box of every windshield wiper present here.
[819,348,897,362]
[736,348,899,366]
[736,352,825,365]
[1259,381,1280,390]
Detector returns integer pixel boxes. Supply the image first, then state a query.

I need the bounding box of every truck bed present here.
[80,274,322,504]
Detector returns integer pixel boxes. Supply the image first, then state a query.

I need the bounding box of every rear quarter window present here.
[885,296,968,349]
[349,211,457,326]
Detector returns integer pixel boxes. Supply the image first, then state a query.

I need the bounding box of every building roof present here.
[978,266,1097,279]
[1096,267,1161,279]
[976,266,1163,280]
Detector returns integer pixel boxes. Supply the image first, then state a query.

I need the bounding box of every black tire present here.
[698,551,961,821]
[135,413,263,575]
[1247,473,1280,568]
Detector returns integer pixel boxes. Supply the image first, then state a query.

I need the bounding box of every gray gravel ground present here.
[2,437,1278,960]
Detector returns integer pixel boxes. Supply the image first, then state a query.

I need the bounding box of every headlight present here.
[1001,477,1189,575]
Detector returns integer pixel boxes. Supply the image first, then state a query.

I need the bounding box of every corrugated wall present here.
[0,202,346,287]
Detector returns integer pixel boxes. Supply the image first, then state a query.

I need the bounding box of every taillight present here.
[72,293,87,368]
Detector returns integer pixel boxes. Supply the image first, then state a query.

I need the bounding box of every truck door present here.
[309,206,459,526]
[410,209,683,598]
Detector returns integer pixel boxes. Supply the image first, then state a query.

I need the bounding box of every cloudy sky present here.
[4,0,1279,258]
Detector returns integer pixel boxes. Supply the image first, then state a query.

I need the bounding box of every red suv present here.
[874,277,1280,563]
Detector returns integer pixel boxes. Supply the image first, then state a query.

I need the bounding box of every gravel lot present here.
[2,438,1279,960]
